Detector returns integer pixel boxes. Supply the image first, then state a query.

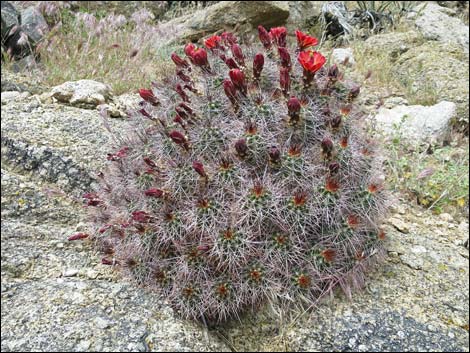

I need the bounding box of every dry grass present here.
[30,8,177,94]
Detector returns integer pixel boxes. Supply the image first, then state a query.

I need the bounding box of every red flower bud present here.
[234,139,248,158]
[330,115,342,129]
[279,67,290,96]
[223,79,238,104]
[221,32,237,46]
[191,48,210,68]
[184,43,196,58]
[328,64,340,82]
[171,52,189,69]
[321,137,334,154]
[131,211,151,223]
[253,53,264,79]
[328,162,340,174]
[139,88,159,106]
[143,157,157,169]
[139,108,152,118]
[287,96,301,115]
[231,44,245,66]
[258,25,272,49]
[268,146,281,165]
[169,130,189,150]
[321,249,336,263]
[229,69,247,94]
[192,160,207,178]
[295,30,318,50]
[278,47,291,69]
[225,57,239,70]
[269,27,287,48]
[101,258,116,266]
[175,84,190,102]
[177,70,192,83]
[348,84,361,100]
[144,188,163,198]
[68,232,89,241]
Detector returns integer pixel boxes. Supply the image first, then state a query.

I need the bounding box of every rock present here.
[363,31,424,60]
[159,1,290,43]
[286,1,325,31]
[50,80,112,109]
[63,269,79,277]
[1,1,19,41]
[374,101,456,143]
[20,6,48,45]
[414,3,469,53]
[1,91,21,104]
[332,47,355,66]
[389,217,410,233]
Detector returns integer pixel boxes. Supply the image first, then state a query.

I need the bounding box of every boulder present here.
[20,6,48,45]
[413,2,469,53]
[332,47,355,66]
[50,80,113,109]
[363,31,424,60]
[1,1,19,41]
[374,101,456,143]
[286,1,325,31]
[159,1,290,43]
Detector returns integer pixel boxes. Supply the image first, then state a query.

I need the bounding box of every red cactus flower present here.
[258,25,272,49]
[321,249,336,263]
[192,160,207,178]
[278,47,291,69]
[325,178,340,193]
[223,79,238,105]
[269,26,287,47]
[298,50,326,85]
[139,88,159,106]
[191,48,209,68]
[221,31,237,46]
[279,67,290,96]
[234,138,248,158]
[131,211,151,223]
[347,214,360,229]
[340,136,349,148]
[169,130,189,151]
[68,232,89,241]
[171,52,189,69]
[231,44,245,66]
[253,53,264,79]
[295,30,319,50]
[229,69,247,94]
[144,188,164,198]
[204,35,222,50]
[225,57,239,70]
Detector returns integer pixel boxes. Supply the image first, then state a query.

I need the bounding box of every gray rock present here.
[363,30,424,60]
[286,1,325,30]
[374,101,456,143]
[414,3,469,53]
[20,6,48,45]
[1,1,19,41]
[332,47,355,66]
[159,1,290,43]
[1,91,21,104]
[50,80,113,109]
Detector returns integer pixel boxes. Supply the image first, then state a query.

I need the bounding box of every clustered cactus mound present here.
[71,26,389,324]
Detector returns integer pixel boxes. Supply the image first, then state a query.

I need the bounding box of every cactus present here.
[75,27,389,324]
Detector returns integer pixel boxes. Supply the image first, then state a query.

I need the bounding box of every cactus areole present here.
[78,27,388,324]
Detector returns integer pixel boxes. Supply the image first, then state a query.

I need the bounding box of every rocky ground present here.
[1,0,469,351]
[1,81,469,352]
